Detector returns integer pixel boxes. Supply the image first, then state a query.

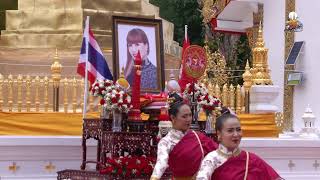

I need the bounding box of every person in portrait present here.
[124,28,157,90]
[150,93,217,180]
[196,110,283,180]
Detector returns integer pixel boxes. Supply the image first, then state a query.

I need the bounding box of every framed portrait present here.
[112,16,165,93]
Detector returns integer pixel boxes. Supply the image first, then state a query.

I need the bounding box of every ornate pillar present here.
[242,60,252,113]
[51,49,62,112]
[283,0,295,131]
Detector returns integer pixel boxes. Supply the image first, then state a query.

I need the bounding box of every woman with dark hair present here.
[125,28,157,89]
[150,93,218,180]
[196,111,283,180]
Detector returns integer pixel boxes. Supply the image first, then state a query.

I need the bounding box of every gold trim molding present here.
[283,0,295,131]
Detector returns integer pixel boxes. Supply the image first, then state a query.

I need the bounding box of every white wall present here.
[262,0,285,113]
[241,0,285,112]
[2,136,320,180]
[293,0,320,131]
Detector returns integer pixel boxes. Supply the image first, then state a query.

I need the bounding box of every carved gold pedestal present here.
[239,113,280,137]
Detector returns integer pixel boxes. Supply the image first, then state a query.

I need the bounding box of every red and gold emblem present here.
[182,45,207,80]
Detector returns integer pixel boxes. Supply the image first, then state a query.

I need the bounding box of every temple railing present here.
[0,73,246,114]
[0,74,100,113]
[207,83,245,114]
[0,74,246,114]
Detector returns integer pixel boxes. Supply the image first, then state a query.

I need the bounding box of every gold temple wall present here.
[18,0,82,10]
[1,0,156,48]
[0,0,182,77]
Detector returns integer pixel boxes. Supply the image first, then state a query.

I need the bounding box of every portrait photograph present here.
[112,16,165,93]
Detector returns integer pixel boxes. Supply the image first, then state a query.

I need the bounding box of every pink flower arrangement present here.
[91,80,133,113]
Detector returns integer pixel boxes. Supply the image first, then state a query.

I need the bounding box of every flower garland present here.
[91,80,133,113]
[99,155,155,178]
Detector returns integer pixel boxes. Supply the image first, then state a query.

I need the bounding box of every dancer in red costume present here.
[150,93,217,180]
[196,112,283,180]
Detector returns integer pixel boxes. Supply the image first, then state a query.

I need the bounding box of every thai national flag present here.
[77,21,113,84]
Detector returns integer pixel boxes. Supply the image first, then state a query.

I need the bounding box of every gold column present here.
[44,76,49,112]
[222,84,229,107]
[63,78,68,113]
[17,75,23,112]
[34,76,40,112]
[229,84,235,112]
[242,60,253,113]
[72,77,77,113]
[8,75,13,112]
[26,75,31,112]
[236,85,242,114]
[80,79,84,113]
[51,49,62,112]
[241,86,245,113]
[0,74,3,111]
[283,0,295,131]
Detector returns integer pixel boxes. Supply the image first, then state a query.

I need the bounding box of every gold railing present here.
[0,74,99,113]
[208,83,245,114]
[0,72,246,114]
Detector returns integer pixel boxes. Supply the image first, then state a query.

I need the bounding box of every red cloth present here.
[212,151,281,180]
[168,131,218,177]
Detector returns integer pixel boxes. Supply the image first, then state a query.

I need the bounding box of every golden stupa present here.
[251,22,273,85]
[240,23,279,137]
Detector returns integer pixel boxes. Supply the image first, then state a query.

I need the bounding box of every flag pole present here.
[179,25,188,81]
[185,24,187,40]
[83,16,90,119]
